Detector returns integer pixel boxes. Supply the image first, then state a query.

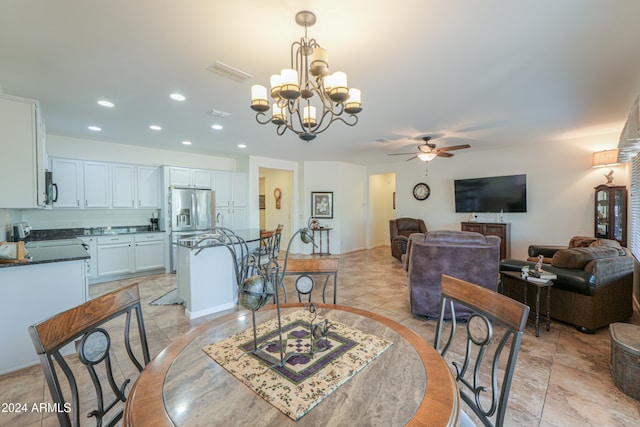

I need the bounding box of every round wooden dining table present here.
[124,303,460,427]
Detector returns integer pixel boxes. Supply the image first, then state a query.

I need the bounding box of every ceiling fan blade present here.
[405,156,417,161]
[436,152,454,158]
[436,144,471,152]
[387,152,416,156]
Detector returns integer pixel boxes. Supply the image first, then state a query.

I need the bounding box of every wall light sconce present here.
[592,149,620,185]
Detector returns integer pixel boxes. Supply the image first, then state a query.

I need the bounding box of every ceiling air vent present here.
[208,109,232,119]
[208,61,253,82]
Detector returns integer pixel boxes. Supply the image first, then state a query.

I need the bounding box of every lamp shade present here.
[592,149,620,168]
[417,152,438,162]
[250,85,269,112]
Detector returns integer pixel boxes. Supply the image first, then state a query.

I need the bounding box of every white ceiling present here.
[1,0,640,166]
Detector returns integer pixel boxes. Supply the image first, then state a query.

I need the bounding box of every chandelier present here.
[250,11,362,141]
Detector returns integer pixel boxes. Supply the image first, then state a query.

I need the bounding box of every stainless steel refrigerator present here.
[169,187,215,272]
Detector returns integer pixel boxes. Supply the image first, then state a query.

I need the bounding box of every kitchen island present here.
[175,229,262,319]
[0,244,89,374]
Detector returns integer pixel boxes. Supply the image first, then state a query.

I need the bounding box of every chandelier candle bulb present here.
[327,71,349,102]
[270,74,282,98]
[250,85,269,112]
[310,47,330,77]
[345,88,362,114]
[279,69,301,99]
[303,106,317,127]
[272,104,286,125]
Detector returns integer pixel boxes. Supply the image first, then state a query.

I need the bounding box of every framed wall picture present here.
[311,191,333,218]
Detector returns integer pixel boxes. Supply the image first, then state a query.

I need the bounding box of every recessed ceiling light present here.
[182,140,192,145]
[211,124,223,130]
[149,125,162,130]
[88,126,102,131]
[97,100,114,107]
[170,93,186,101]
[238,144,247,148]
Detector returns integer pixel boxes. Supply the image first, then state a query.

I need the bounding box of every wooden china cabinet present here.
[594,184,627,246]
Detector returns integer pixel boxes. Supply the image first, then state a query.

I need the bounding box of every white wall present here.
[367,135,628,259]
[0,209,21,241]
[303,161,367,254]
[47,134,237,170]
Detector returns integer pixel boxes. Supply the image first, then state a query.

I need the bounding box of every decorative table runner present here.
[203,310,393,420]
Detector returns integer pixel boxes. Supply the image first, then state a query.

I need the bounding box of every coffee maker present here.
[149,211,159,231]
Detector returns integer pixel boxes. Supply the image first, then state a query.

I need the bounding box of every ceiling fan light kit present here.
[250,11,362,141]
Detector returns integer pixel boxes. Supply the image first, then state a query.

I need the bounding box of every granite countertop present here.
[0,244,90,269]
[25,226,165,241]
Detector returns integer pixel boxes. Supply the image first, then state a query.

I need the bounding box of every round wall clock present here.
[413,183,431,200]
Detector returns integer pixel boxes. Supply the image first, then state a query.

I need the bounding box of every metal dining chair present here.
[29,283,150,427]
[433,274,530,427]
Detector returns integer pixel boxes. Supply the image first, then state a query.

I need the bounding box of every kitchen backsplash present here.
[21,208,159,230]
[0,208,22,241]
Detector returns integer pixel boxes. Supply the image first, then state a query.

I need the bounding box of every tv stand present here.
[461,222,510,259]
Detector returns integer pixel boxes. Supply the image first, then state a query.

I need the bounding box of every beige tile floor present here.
[1,246,639,426]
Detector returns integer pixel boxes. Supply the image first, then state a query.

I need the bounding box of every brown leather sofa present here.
[389,217,427,261]
[404,230,501,318]
[500,236,634,333]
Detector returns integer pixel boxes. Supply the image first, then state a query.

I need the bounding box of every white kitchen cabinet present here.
[112,164,136,208]
[134,233,165,271]
[214,171,248,229]
[214,171,247,207]
[83,161,110,208]
[97,235,134,276]
[137,166,160,208]
[0,95,47,209]
[216,206,247,229]
[51,158,83,208]
[169,166,212,188]
[112,164,160,208]
[78,236,98,279]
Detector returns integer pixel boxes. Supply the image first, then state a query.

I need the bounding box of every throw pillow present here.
[568,236,598,248]
[551,246,621,269]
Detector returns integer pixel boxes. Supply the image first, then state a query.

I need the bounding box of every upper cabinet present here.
[0,95,47,208]
[112,164,160,208]
[84,161,110,208]
[51,158,83,208]
[137,166,160,208]
[169,167,212,189]
[51,158,160,209]
[214,171,247,207]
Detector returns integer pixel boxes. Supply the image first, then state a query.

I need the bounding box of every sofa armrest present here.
[528,245,567,258]
[500,258,596,296]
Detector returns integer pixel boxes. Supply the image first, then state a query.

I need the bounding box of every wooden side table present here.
[311,227,332,255]
[499,270,553,337]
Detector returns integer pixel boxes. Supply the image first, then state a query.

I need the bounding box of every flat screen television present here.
[454,174,527,213]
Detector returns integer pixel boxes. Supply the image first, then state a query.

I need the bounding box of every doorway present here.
[259,167,293,247]
[368,172,396,248]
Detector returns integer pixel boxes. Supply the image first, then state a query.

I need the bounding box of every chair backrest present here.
[406,230,501,318]
[29,283,150,427]
[433,274,529,427]
[272,224,284,258]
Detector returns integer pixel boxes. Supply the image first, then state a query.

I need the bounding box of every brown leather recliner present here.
[389,217,427,261]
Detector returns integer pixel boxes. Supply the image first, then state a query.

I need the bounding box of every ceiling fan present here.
[387,136,471,162]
